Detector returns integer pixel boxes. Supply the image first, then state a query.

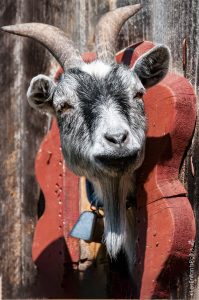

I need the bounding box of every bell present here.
[70,211,104,243]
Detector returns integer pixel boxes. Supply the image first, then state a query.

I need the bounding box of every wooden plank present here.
[0,0,63,298]
[0,1,26,298]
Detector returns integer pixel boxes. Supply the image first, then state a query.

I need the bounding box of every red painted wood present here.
[117,43,196,298]
[33,121,79,298]
[135,74,196,299]
[116,41,154,66]
[33,42,196,298]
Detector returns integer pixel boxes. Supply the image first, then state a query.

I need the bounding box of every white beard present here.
[91,174,136,270]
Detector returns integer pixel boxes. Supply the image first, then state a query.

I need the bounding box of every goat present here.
[1,4,170,271]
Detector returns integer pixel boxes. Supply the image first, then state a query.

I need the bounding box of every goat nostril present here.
[106,136,117,144]
[104,131,129,146]
[121,132,128,143]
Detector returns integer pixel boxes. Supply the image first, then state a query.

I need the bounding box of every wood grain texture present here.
[0,0,199,298]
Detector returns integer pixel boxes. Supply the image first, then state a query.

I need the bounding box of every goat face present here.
[27,44,169,180]
[28,61,146,179]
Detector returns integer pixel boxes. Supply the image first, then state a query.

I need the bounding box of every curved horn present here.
[1,23,83,70]
[95,4,142,63]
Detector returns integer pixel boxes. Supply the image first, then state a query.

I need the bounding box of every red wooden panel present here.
[136,73,196,299]
[33,121,79,298]
[118,43,196,298]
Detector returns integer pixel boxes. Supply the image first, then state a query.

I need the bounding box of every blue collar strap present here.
[86,179,103,208]
[86,179,136,210]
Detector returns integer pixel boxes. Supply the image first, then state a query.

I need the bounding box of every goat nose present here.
[104,130,129,146]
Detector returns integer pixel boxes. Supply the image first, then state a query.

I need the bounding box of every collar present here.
[86,179,136,210]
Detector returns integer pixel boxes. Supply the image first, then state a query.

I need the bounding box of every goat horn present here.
[1,23,83,70]
[95,4,142,63]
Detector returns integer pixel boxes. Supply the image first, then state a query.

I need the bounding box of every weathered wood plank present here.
[0,0,63,298]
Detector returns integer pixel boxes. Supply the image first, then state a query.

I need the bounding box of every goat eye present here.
[134,91,144,99]
[58,102,73,113]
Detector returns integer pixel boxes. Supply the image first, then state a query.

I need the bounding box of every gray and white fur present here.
[1,4,170,271]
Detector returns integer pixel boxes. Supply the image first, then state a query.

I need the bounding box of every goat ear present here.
[132,45,170,88]
[27,74,56,114]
